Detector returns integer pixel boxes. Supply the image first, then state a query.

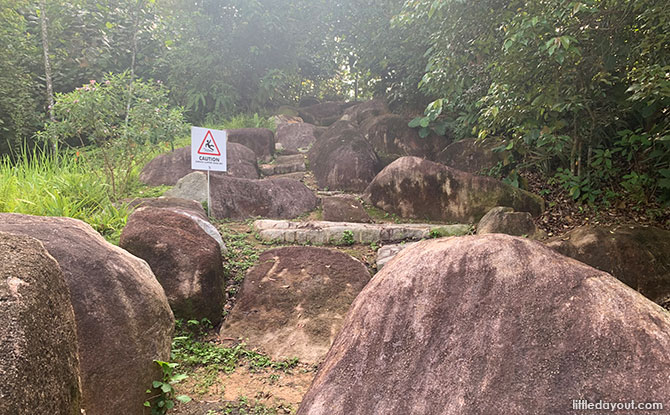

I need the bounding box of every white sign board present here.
[191,126,227,172]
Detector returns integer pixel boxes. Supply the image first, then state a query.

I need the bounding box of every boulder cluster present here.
[3,98,670,415]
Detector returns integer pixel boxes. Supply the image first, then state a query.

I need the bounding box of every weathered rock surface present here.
[546,225,670,307]
[436,138,504,174]
[361,114,450,165]
[271,113,303,128]
[322,195,371,223]
[120,207,225,324]
[125,196,207,217]
[270,171,307,181]
[220,247,370,363]
[364,157,544,223]
[139,143,259,186]
[298,96,321,108]
[163,172,208,203]
[0,214,174,415]
[225,142,262,178]
[298,102,346,126]
[275,123,317,154]
[341,99,389,125]
[125,197,224,248]
[139,146,192,186]
[210,176,318,220]
[298,235,670,415]
[0,232,81,415]
[308,124,381,192]
[375,242,418,270]
[260,154,306,176]
[227,128,275,162]
[477,206,545,239]
[254,220,469,245]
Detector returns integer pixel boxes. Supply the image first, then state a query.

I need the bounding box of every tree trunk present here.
[39,0,56,152]
[124,1,142,130]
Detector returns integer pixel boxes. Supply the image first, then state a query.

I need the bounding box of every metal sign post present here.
[191,127,227,217]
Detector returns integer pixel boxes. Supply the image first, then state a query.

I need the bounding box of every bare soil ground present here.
[172,363,315,414]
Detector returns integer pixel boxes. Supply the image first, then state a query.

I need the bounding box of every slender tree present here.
[38,0,56,152]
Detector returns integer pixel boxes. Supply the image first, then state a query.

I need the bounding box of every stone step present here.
[254,220,470,245]
[259,154,306,176]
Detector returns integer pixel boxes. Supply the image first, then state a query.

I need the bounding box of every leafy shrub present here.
[144,360,191,415]
[37,72,187,196]
[408,99,449,138]
[340,230,355,246]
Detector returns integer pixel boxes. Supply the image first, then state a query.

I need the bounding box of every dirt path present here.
[172,363,315,414]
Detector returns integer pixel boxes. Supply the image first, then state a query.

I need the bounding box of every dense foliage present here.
[399,0,669,204]
[0,0,668,205]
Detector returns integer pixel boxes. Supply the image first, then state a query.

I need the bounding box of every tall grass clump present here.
[0,148,129,244]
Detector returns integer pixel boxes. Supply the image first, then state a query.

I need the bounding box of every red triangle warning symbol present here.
[197,130,222,156]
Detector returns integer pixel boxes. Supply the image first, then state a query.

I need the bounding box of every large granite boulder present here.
[308,123,381,192]
[163,172,208,203]
[120,207,225,324]
[361,114,451,165]
[298,96,321,108]
[0,232,81,415]
[139,143,259,186]
[322,195,371,223]
[298,234,670,415]
[0,214,174,415]
[227,128,275,162]
[123,197,224,248]
[125,196,206,214]
[341,99,389,125]
[259,154,306,176]
[139,146,191,186]
[225,142,262,179]
[546,225,670,308]
[477,206,545,239]
[209,176,318,220]
[275,123,317,154]
[436,138,504,174]
[364,157,544,223]
[220,247,370,363]
[298,102,346,126]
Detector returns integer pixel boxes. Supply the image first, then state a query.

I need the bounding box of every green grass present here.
[172,320,299,375]
[215,400,293,415]
[0,147,129,244]
[0,112,274,245]
[219,223,262,282]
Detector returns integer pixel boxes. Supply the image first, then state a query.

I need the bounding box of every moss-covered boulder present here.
[363,157,544,223]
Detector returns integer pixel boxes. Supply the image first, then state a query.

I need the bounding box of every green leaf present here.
[408,117,423,128]
[171,374,188,383]
[152,381,162,388]
[418,128,430,138]
[176,395,192,403]
[434,122,448,136]
[419,118,430,128]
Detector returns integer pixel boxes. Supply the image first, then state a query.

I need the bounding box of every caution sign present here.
[191,126,227,172]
